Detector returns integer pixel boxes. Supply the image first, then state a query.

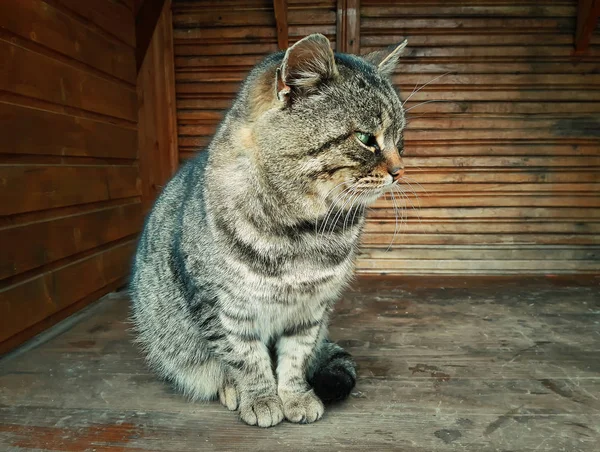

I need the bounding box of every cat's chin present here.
[361,188,389,205]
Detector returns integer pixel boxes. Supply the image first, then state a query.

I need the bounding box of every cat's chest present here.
[255,302,322,341]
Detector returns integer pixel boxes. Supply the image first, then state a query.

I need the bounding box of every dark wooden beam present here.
[136,0,167,71]
[336,0,360,54]
[273,0,288,50]
[575,0,600,53]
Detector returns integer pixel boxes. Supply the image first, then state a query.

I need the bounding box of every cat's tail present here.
[307,340,357,403]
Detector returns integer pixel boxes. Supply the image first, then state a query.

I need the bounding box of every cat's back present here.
[132,151,210,276]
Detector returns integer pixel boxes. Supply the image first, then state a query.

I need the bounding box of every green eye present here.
[355,132,378,149]
[355,132,370,144]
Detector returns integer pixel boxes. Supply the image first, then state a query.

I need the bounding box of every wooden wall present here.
[0,0,141,353]
[138,0,179,212]
[358,0,600,274]
[172,0,600,275]
[173,0,337,162]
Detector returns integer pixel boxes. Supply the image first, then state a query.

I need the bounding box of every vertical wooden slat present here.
[136,0,167,70]
[138,0,178,211]
[273,0,289,50]
[337,0,360,53]
[575,0,600,53]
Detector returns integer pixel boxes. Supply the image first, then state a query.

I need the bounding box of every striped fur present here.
[130,34,407,427]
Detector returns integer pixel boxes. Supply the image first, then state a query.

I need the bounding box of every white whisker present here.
[402,72,451,107]
[404,99,449,114]
[343,189,364,233]
[318,185,354,238]
[386,189,401,252]
[328,186,359,236]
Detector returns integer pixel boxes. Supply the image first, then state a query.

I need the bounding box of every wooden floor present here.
[1,276,599,451]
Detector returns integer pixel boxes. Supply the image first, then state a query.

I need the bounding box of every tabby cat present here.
[130,34,407,427]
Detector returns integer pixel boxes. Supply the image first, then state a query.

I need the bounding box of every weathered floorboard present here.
[0,276,598,451]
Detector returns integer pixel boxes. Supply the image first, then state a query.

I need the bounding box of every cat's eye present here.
[355,132,379,150]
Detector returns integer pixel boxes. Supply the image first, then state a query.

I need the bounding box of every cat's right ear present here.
[363,39,408,77]
[277,34,338,105]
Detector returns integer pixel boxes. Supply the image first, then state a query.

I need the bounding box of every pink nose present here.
[388,166,404,181]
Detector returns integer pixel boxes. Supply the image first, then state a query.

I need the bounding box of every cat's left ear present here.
[277,34,338,104]
[363,39,408,77]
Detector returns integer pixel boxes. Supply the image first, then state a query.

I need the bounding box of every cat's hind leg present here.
[165,358,226,402]
[217,377,239,411]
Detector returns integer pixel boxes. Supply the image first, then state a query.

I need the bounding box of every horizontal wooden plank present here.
[405,156,600,167]
[173,10,276,27]
[398,171,600,184]
[288,9,337,25]
[404,101,600,114]
[358,245,600,260]
[0,202,143,280]
[53,0,135,47]
[361,5,577,18]
[399,143,600,157]
[173,26,277,41]
[355,259,600,274]
[0,0,135,84]
[383,185,600,198]
[360,233,600,246]
[0,166,141,216]
[404,128,600,140]
[402,90,600,103]
[363,45,600,59]
[370,195,600,208]
[172,0,273,12]
[0,102,137,159]
[0,276,126,356]
[175,54,268,68]
[362,221,600,235]
[0,240,136,344]
[362,33,600,47]
[405,117,600,132]
[0,39,137,121]
[174,43,279,56]
[361,17,576,31]
[366,207,600,220]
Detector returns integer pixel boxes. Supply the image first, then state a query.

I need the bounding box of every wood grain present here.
[0,165,141,216]
[0,0,141,352]
[0,103,137,159]
[0,240,136,345]
[53,0,136,47]
[137,0,178,211]
[171,0,599,274]
[273,0,289,50]
[0,0,136,84]
[0,38,137,121]
[0,276,598,450]
[0,202,143,280]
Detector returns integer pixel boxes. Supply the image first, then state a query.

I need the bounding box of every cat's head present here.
[243,34,407,216]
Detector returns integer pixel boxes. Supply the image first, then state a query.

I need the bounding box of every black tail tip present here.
[311,364,356,404]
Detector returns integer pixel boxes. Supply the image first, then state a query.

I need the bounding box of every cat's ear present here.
[363,39,408,77]
[277,34,338,104]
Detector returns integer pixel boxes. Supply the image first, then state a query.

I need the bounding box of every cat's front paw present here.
[239,394,284,428]
[280,389,324,424]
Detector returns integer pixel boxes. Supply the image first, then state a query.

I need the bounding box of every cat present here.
[130,34,407,427]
